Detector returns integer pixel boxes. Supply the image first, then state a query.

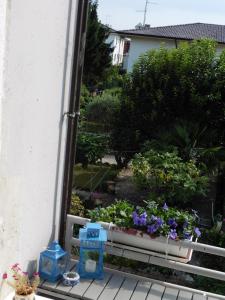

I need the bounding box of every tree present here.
[111,39,225,218]
[83,0,113,89]
[111,39,225,166]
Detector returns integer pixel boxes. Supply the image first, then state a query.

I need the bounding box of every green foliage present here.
[88,200,134,227]
[70,194,85,217]
[73,164,117,191]
[111,40,225,164]
[131,150,209,204]
[129,39,220,134]
[83,0,113,89]
[88,200,201,240]
[80,84,91,109]
[85,89,121,132]
[200,227,225,248]
[193,228,225,295]
[143,121,225,172]
[80,84,92,121]
[110,86,140,168]
[194,277,225,295]
[102,66,125,89]
[75,132,109,168]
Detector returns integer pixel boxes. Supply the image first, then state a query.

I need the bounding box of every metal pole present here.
[59,0,89,246]
[143,0,149,26]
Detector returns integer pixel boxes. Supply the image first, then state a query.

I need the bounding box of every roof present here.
[117,23,225,44]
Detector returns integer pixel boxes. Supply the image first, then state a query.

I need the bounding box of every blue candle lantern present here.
[77,223,107,279]
[39,241,68,282]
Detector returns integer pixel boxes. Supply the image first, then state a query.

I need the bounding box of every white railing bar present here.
[67,214,225,257]
[70,236,225,282]
[70,237,190,263]
[150,256,225,282]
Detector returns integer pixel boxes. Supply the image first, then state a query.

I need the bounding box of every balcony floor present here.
[38,261,225,300]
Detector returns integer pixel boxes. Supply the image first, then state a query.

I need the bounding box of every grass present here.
[73,164,118,191]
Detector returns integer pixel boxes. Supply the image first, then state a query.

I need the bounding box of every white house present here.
[117,23,225,72]
[106,29,126,66]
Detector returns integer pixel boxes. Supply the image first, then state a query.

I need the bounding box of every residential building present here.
[106,29,126,65]
[117,23,225,72]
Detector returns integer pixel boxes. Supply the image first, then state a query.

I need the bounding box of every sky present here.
[98,0,225,30]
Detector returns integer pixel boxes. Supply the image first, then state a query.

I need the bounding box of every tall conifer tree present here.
[83,0,113,89]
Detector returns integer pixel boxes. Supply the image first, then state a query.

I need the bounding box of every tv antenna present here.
[105,14,111,26]
[137,0,158,26]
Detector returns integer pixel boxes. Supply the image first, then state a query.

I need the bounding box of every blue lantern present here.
[77,223,107,279]
[39,241,68,282]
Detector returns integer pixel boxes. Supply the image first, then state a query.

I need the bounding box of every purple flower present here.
[132,211,139,226]
[163,203,168,211]
[194,227,201,238]
[139,212,147,226]
[168,218,177,228]
[132,211,147,226]
[150,215,158,222]
[183,221,189,229]
[156,217,164,226]
[183,231,192,240]
[169,229,177,240]
[147,224,159,234]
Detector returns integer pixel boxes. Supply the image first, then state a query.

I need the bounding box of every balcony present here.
[38,215,225,300]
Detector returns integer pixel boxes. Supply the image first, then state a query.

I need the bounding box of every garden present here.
[70,2,225,294]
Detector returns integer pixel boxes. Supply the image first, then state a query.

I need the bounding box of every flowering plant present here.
[88,200,201,240]
[2,264,40,296]
[132,201,201,240]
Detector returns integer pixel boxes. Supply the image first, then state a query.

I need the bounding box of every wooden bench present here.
[38,214,225,300]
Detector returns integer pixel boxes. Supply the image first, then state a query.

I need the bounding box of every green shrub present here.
[75,132,109,168]
[80,84,91,108]
[88,200,134,228]
[131,150,209,204]
[85,90,120,132]
[70,194,85,217]
[102,66,125,89]
[111,40,225,162]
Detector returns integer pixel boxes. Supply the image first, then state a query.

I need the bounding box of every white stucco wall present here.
[0,0,77,297]
[125,36,225,72]
[107,33,125,65]
[126,36,176,72]
[216,43,225,56]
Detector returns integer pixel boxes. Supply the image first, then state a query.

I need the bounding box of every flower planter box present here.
[106,226,193,261]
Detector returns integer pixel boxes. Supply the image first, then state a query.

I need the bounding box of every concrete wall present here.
[0,0,77,297]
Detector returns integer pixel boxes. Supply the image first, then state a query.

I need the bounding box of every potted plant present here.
[88,200,201,261]
[3,264,40,300]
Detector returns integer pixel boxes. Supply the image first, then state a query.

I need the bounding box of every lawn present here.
[73,164,117,191]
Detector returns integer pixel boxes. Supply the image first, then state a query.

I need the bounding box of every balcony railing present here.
[38,214,225,300]
[65,215,225,281]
